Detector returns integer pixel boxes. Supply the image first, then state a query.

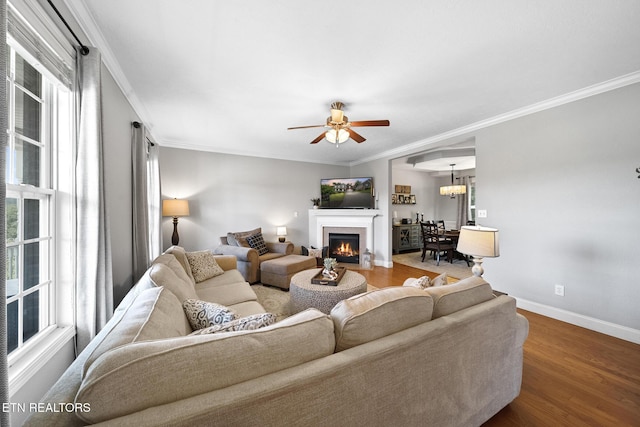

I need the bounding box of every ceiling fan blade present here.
[310,132,326,144]
[349,120,390,127]
[287,124,326,130]
[346,128,366,143]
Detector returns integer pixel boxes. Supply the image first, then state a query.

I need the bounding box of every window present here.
[5,46,53,355]
[5,7,73,366]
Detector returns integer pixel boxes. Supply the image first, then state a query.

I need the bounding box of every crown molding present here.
[351,70,640,166]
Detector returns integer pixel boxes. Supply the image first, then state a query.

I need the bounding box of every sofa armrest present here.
[212,255,238,271]
[214,244,259,263]
[515,312,529,347]
[266,241,293,255]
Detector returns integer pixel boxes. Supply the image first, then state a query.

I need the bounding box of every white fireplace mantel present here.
[308,209,381,251]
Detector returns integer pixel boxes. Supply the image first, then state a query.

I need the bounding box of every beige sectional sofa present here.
[26,246,528,427]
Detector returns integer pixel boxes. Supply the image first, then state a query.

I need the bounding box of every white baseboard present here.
[375,259,393,268]
[516,298,640,345]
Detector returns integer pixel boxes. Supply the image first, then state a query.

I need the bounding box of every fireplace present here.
[308,209,381,268]
[329,233,360,264]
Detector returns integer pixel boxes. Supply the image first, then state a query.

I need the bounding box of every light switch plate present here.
[477,210,487,218]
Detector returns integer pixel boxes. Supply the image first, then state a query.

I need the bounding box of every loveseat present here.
[26,246,529,426]
[213,227,294,283]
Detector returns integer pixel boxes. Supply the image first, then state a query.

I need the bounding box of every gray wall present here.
[391,168,437,222]
[102,65,140,306]
[351,158,392,266]
[158,148,349,252]
[476,82,640,336]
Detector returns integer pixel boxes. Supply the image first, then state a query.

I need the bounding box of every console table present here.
[392,224,421,253]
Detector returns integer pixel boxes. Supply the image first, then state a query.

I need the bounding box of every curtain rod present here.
[133,121,155,146]
[47,0,89,55]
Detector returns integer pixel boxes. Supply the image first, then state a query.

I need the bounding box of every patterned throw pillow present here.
[246,233,268,255]
[189,313,277,335]
[183,299,237,330]
[403,276,431,289]
[185,250,225,282]
[307,247,322,258]
[430,273,448,287]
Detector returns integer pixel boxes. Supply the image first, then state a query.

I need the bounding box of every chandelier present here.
[439,164,466,198]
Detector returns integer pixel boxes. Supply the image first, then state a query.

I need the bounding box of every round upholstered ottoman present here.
[289,268,368,314]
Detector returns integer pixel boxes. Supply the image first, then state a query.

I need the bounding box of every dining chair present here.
[420,222,455,265]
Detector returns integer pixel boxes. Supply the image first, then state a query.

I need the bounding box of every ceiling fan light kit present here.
[288,101,390,147]
[326,128,350,144]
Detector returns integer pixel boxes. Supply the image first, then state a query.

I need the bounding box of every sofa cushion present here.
[148,262,198,302]
[152,253,195,290]
[82,286,190,378]
[195,277,259,307]
[75,309,334,424]
[183,299,237,330]
[227,300,267,318]
[185,250,225,282]
[423,276,494,319]
[189,312,277,335]
[331,287,434,351]
[402,273,447,289]
[245,232,268,255]
[227,227,261,247]
[163,246,196,284]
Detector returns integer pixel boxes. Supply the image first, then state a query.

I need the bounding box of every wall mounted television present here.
[320,177,374,209]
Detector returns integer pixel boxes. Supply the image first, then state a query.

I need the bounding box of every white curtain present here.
[132,122,161,282]
[0,1,10,423]
[75,47,114,352]
[456,176,470,229]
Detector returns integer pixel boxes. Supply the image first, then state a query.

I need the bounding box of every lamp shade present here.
[439,185,467,196]
[456,226,500,257]
[162,199,190,217]
[276,226,287,236]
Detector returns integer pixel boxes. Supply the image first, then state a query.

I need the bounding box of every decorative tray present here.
[311,267,346,286]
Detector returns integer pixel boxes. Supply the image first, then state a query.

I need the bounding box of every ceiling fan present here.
[287,101,390,146]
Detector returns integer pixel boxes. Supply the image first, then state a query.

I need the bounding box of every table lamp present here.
[276,226,287,243]
[162,198,190,245]
[456,225,500,277]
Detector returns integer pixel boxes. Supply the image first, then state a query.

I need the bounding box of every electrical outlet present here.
[478,210,487,218]
[554,284,565,296]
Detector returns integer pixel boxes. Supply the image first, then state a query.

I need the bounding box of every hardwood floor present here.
[359,265,640,426]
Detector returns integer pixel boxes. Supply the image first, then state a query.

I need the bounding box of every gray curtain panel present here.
[456,176,469,229]
[75,47,114,352]
[132,122,162,283]
[1,1,9,423]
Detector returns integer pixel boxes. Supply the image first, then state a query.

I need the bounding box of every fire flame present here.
[333,242,358,257]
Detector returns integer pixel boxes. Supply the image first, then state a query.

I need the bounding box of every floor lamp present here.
[162,198,190,245]
[456,225,500,277]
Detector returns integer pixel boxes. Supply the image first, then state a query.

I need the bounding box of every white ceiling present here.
[64,0,640,166]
